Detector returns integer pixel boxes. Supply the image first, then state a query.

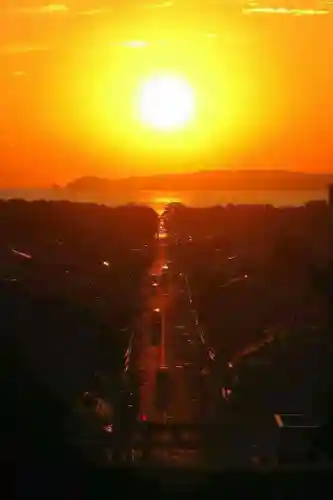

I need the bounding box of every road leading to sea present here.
[125,215,220,465]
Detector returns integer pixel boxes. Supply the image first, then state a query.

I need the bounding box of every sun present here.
[138,75,195,131]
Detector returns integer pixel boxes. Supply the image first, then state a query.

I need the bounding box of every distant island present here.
[65,170,333,193]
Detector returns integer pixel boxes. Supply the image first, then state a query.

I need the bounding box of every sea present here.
[0,189,328,214]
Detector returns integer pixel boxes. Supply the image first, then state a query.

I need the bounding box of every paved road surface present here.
[124,218,221,465]
[115,214,283,468]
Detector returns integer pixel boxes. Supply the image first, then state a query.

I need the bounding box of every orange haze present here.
[0,2,333,187]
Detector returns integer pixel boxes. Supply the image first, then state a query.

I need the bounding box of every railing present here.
[124,331,134,372]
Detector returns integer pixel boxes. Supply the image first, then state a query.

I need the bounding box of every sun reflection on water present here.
[148,193,183,214]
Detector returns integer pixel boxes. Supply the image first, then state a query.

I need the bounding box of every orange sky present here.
[0,1,333,187]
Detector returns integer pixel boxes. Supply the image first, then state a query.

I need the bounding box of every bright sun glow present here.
[138,75,195,131]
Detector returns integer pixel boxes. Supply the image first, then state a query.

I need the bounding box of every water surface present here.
[0,188,327,214]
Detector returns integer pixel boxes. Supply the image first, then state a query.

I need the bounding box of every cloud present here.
[242,7,329,15]
[121,40,149,48]
[0,4,113,18]
[78,9,108,16]
[143,1,173,8]
[12,71,27,77]
[0,45,49,54]
[3,4,69,16]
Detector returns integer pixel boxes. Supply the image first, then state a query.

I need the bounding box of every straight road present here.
[136,232,202,424]
[125,218,220,465]
[120,214,267,467]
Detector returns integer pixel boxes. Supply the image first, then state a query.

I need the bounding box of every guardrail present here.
[183,271,210,350]
[124,331,134,372]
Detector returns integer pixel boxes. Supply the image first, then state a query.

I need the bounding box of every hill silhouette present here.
[66,170,333,193]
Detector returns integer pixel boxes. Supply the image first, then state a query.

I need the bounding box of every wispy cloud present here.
[242,7,329,15]
[120,40,149,48]
[143,1,173,8]
[0,45,49,54]
[3,4,69,16]
[0,3,113,18]
[12,71,27,77]
[78,9,108,16]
